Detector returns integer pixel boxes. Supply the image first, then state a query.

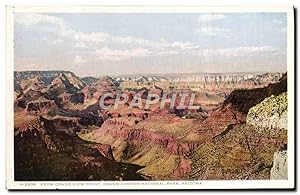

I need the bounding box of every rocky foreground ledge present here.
[247,92,287,130]
[246,92,288,180]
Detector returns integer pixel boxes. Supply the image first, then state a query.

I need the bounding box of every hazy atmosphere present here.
[14,13,287,76]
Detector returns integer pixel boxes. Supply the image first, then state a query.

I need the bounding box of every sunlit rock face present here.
[246,92,288,180]
[247,92,287,130]
[270,150,288,180]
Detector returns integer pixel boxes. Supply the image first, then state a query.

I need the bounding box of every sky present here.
[14,13,287,76]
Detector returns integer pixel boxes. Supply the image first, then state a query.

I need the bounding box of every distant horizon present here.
[14,69,286,78]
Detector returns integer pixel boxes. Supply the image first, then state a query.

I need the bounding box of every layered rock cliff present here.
[14,116,144,181]
[99,128,201,156]
[114,72,282,84]
[223,73,287,114]
[189,74,288,180]
[14,71,81,85]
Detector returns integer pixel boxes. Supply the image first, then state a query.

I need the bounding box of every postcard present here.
[6,5,295,190]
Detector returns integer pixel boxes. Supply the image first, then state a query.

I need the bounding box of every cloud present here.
[52,39,64,44]
[157,50,179,56]
[272,19,284,25]
[171,42,199,50]
[15,13,203,60]
[74,55,87,64]
[15,13,62,26]
[272,18,287,33]
[95,47,150,61]
[16,63,45,71]
[14,13,285,75]
[74,42,88,49]
[75,32,170,52]
[15,13,73,37]
[197,46,279,57]
[75,32,109,43]
[198,14,226,22]
[221,46,279,56]
[196,14,230,36]
[196,26,230,36]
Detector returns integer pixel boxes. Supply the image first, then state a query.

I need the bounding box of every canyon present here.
[13,71,287,181]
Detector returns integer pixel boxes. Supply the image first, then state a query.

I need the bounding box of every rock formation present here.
[82,76,118,101]
[81,76,99,85]
[18,77,47,93]
[189,74,288,180]
[14,116,144,181]
[14,70,81,85]
[45,72,84,96]
[26,97,57,115]
[244,91,288,180]
[13,70,288,181]
[223,73,287,114]
[247,92,287,130]
[270,150,288,180]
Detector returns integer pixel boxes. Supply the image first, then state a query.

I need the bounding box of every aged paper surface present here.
[6,5,295,190]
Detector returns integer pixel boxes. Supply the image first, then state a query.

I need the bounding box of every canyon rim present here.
[6,6,295,190]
